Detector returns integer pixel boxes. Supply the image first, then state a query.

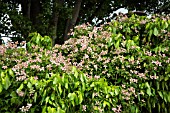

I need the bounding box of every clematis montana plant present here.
[0,14,170,113]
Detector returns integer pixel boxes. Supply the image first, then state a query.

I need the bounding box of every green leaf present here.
[50,93,55,101]
[162,81,165,90]
[27,82,32,89]
[114,33,122,40]
[114,88,119,95]
[65,82,68,89]
[144,88,152,97]
[90,82,95,87]
[68,93,76,101]
[153,27,158,36]
[162,91,167,103]
[162,102,165,108]
[114,40,120,49]
[109,92,114,96]
[10,91,17,97]
[68,93,76,106]
[167,92,170,102]
[133,35,139,42]
[58,84,62,95]
[45,96,50,104]
[42,106,47,113]
[146,23,150,30]
[93,106,98,110]
[164,76,169,81]
[145,82,150,88]
[146,88,152,96]
[74,71,78,78]
[41,90,47,105]
[53,77,57,85]
[164,21,168,28]
[108,37,113,47]
[34,92,37,102]
[158,103,160,113]
[0,83,3,93]
[80,73,84,82]
[74,81,80,88]
[18,83,24,91]
[103,101,110,108]
[136,107,139,113]
[148,30,153,40]
[72,66,77,73]
[112,27,116,34]
[130,105,136,112]
[57,107,65,113]
[137,93,140,101]
[82,83,86,91]
[156,81,160,90]
[8,69,14,77]
[26,42,31,49]
[36,33,41,44]
[1,71,5,78]
[158,91,163,99]
[78,92,83,104]
[11,97,18,104]
[127,27,131,33]
[3,75,11,90]
[47,107,56,113]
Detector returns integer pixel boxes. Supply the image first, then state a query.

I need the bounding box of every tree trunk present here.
[51,0,64,46]
[21,0,31,19]
[30,0,41,25]
[64,0,82,41]
[21,0,41,41]
[64,18,71,41]
[21,0,31,41]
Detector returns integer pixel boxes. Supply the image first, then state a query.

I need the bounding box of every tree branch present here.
[51,0,64,46]
[64,0,82,41]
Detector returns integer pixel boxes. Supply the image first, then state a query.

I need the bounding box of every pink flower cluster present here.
[0,45,6,55]
[112,105,122,113]
[16,90,25,97]
[152,60,162,66]
[19,103,32,112]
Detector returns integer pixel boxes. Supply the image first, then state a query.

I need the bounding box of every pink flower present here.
[121,84,126,88]
[0,45,6,55]
[2,66,8,69]
[152,60,162,66]
[93,92,98,97]
[94,75,100,79]
[16,75,27,81]
[140,20,146,24]
[34,76,38,80]
[46,64,52,70]
[130,78,138,83]
[162,54,166,57]
[87,75,92,79]
[141,99,145,102]
[84,54,89,59]
[112,108,117,112]
[80,43,88,51]
[17,90,25,97]
[82,105,87,111]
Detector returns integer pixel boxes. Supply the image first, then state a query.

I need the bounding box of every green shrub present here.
[0,66,122,113]
[57,14,170,112]
[27,32,52,51]
[0,42,121,112]
[0,14,170,113]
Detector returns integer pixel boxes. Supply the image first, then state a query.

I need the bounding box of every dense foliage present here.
[0,14,170,112]
[0,0,170,44]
